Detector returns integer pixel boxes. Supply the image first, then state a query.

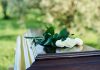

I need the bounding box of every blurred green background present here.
[0,0,100,70]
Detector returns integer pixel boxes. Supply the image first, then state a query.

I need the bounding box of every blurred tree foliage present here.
[1,0,10,19]
[1,0,100,39]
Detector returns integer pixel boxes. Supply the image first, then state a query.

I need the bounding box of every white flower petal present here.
[56,38,83,48]
[56,40,64,47]
[64,38,76,48]
[75,38,83,46]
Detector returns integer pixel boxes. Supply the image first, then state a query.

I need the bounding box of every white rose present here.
[75,38,83,46]
[56,38,83,48]
[55,40,64,47]
[64,38,76,48]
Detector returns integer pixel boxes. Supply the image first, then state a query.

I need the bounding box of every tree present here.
[1,0,10,19]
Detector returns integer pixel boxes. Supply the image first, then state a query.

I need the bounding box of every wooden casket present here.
[14,30,100,70]
[27,51,100,70]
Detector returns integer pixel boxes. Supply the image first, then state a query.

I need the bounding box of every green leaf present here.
[58,28,69,40]
[44,46,56,53]
[43,26,54,36]
[53,33,58,39]
[44,37,53,45]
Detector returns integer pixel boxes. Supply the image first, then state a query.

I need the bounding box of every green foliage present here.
[58,28,69,41]
[43,26,54,39]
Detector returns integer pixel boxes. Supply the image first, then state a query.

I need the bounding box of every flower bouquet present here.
[26,26,83,54]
